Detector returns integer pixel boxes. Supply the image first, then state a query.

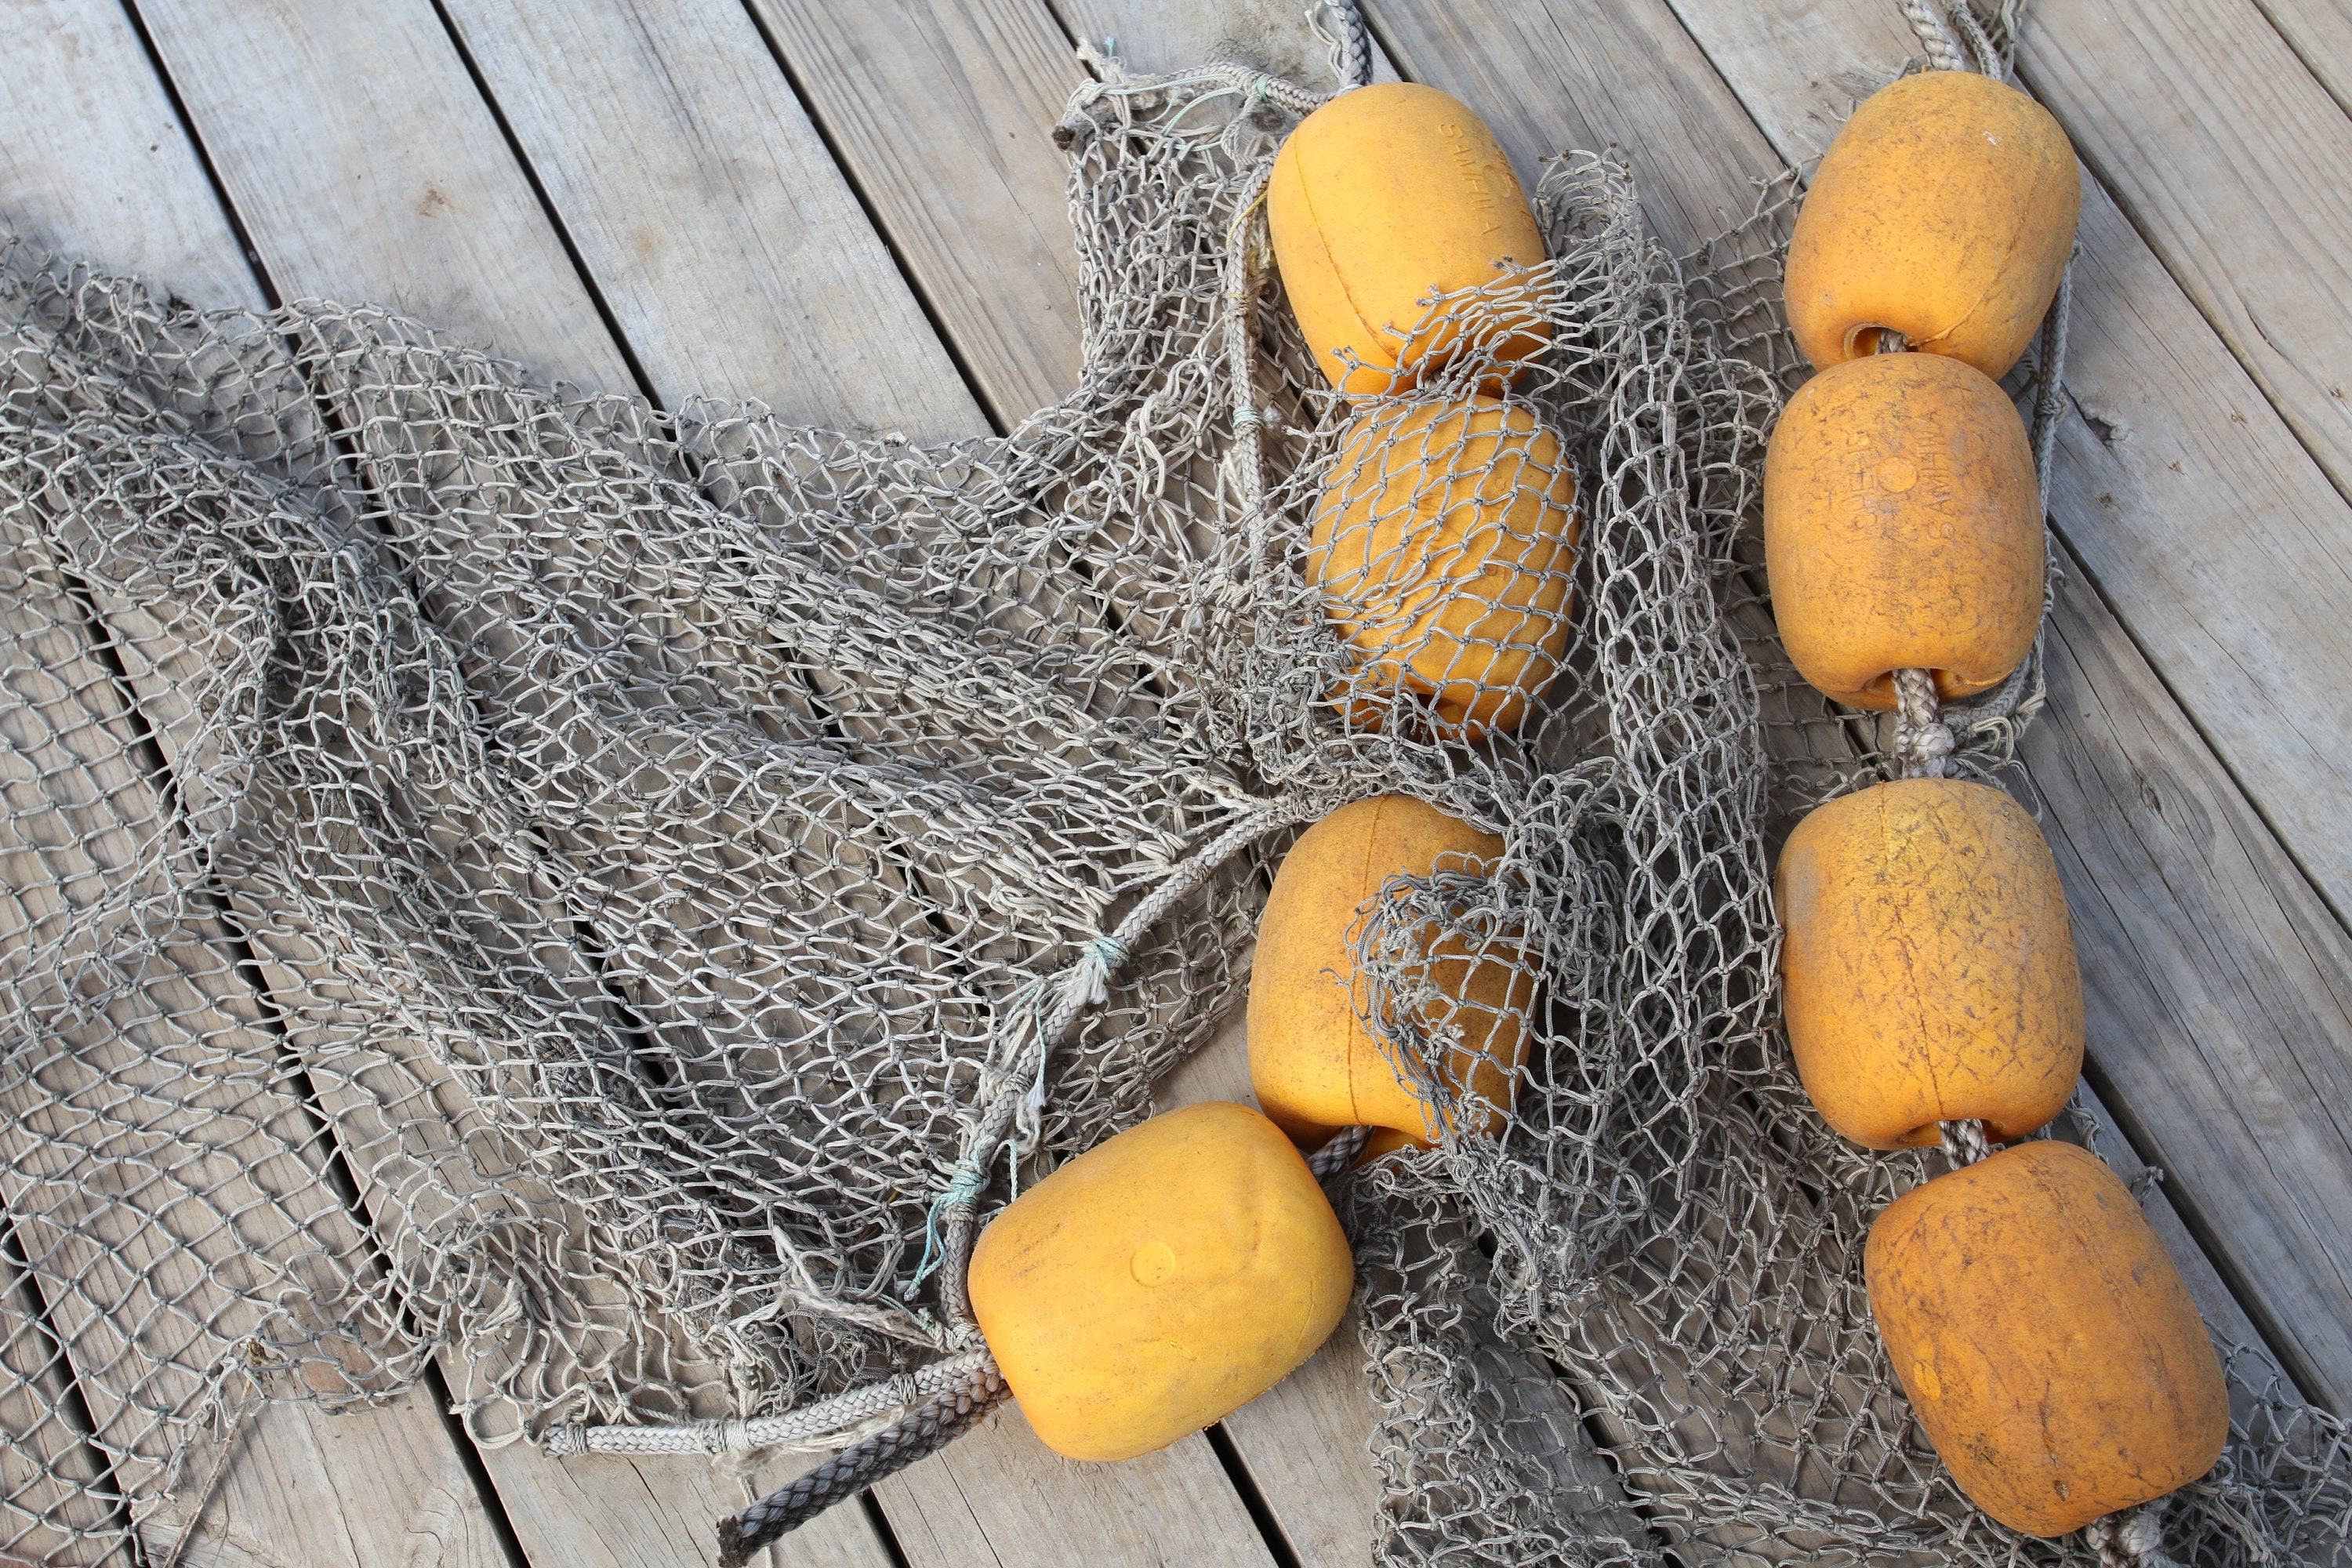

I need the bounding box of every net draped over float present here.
[0,1,2345,1564]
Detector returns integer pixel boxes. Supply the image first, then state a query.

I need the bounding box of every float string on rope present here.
[710,798,1312,1559]
[1883,11,2191,1563]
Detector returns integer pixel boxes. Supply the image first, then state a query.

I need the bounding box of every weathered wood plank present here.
[1369,0,1784,258]
[1,31,524,1566]
[2013,0,2352,506]
[537,2,1358,1557]
[477,1445,891,1568]
[1047,0,1399,89]
[367,5,1280,1558]
[2252,0,2352,120]
[745,0,1089,426]
[0,1238,122,1567]
[1650,0,2352,1406]
[875,1417,1277,1568]
[94,5,1287,1563]
[763,1,1399,1556]
[434,0,978,437]
[0,17,256,1561]
[2028,539,2352,1407]
[147,1393,510,1568]
[0,0,257,312]
[128,0,630,392]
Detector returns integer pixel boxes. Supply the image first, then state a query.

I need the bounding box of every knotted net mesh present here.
[0,16,2345,1568]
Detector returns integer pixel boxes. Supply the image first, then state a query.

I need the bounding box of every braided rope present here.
[542,1349,994,1457]
[1899,0,1973,70]
[1949,2,2007,76]
[716,1356,1011,1566]
[1313,0,1374,92]
[1308,1123,1372,1181]
[1066,48,1327,121]
[1891,667,1956,779]
[1938,1116,1993,1166]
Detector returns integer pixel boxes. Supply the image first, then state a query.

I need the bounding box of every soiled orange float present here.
[1777,778,2082,1149]
[1867,1140,2229,1535]
[1764,350,2042,710]
[1308,397,1578,740]
[1249,796,1531,1147]
[968,1102,1352,1462]
[1785,70,2081,379]
[1270,82,1548,395]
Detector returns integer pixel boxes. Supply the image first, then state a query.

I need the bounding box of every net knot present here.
[2088,1500,2180,1568]
[1062,934,1129,1012]
[907,1153,993,1294]
[1892,666,1956,779]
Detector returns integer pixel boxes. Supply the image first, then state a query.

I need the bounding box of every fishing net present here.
[0,3,2345,1565]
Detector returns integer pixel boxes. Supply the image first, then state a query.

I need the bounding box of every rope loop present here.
[1891,666,1956,779]
[1900,0,1973,71]
[1310,0,1374,93]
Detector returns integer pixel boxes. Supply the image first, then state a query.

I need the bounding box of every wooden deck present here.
[2,0,2348,1563]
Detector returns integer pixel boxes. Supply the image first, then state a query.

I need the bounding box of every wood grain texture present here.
[429,3,1265,1556]
[876,1413,1276,1568]
[435,0,978,437]
[746,0,1089,426]
[1635,0,2352,1407]
[2013,0,2352,506]
[750,2,1368,1555]
[0,16,525,1563]
[1365,0,1783,259]
[0,0,259,311]
[1046,0,1398,89]
[2251,0,2352,120]
[0,27,240,1552]
[2030,539,2352,1408]
[146,1394,510,1568]
[479,1445,891,1568]
[0,1242,121,1566]
[1,10,902,1563]
[128,0,631,391]
[0,555,508,1568]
